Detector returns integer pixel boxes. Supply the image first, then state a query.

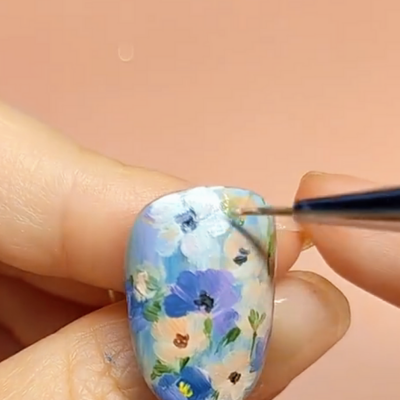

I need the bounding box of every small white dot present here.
[118,44,134,62]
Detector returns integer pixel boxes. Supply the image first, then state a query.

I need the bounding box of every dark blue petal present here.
[164,293,196,317]
[164,271,201,317]
[180,367,213,400]
[128,295,148,333]
[158,374,179,388]
[125,279,134,293]
[174,271,201,300]
[154,375,186,400]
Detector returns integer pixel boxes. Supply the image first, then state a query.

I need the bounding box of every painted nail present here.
[125,187,276,400]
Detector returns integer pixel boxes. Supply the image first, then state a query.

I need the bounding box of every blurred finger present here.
[296,172,400,306]
[0,102,187,291]
[0,263,123,307]
[0,275,91,346]
[0,271,350,400]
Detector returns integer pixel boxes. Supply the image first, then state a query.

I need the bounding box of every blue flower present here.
[126,280,148,333]
[250,337,267,372]
[164,269,239,335]
[153,367,213,400]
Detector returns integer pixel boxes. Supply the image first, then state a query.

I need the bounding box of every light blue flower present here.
[147,187,230,265]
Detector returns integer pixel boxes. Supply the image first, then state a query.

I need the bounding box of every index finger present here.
[0,103,302,290]
[296,172,400,306]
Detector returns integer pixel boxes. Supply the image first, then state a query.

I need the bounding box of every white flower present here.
[131,262,164,302]
[152,314,209,366]
[148,187,230,265]
[208,352,256,400]
[235,280,273,339]
[223,230,265,281]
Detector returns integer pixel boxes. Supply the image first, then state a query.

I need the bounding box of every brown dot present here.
[173,333,190,349]
[228,371,242,384]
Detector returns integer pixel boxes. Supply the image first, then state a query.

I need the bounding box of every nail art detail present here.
[126,187,276,400]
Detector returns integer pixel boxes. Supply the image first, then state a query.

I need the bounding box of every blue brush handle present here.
[294,187,400,215]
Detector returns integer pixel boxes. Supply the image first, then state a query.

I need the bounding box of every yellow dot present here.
[178,381,193,398]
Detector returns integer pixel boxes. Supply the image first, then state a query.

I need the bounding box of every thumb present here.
[296,172,400,307]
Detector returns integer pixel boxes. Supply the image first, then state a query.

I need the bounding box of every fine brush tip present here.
[234,206,294,217]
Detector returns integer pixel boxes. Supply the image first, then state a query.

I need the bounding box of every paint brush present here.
[236,187,400,233]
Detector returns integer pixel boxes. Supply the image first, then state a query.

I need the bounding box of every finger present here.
[0,103,302,291]
[0,275,91,346]
[0,102,187,290]
[0,263,123,307]
[0,229,302,307]
[275,230,304,278]
[256,271,350,397]
[296,172,400,306]
[0,271,350,400]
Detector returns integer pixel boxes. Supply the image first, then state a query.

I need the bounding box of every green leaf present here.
[150,372,158,380]
[250,332,257,357]
[179,357,190,371]
[204,318,213,337]
[146,275,159,292]
[215,327,242,353]
[153,290,165,302]
[224,327,241,345]
[258,312,266,328]
[248,309,256,330]
[143,300,161,322]
[150,359,175,380]
[212,391,220,400]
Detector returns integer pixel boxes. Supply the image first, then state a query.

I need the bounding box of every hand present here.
[0,102,350,400]
[297,172,400,308]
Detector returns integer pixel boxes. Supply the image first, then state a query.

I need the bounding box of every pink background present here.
[1,0,399,398]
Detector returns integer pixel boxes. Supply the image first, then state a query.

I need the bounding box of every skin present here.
[0,101,395,399]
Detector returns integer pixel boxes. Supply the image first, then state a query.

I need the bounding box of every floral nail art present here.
[126,187,276,400]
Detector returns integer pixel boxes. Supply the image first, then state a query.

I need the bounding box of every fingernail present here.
[271,271,350,365]
[125,187,276,400]
[300,232,314,251]
[275,217,314,251]
[300,171,326,184]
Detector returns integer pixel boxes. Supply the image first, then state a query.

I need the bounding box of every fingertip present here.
[295,171,377,200]
[275,230,303,278]
[250,271,350,399]
[293,171,400,307]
